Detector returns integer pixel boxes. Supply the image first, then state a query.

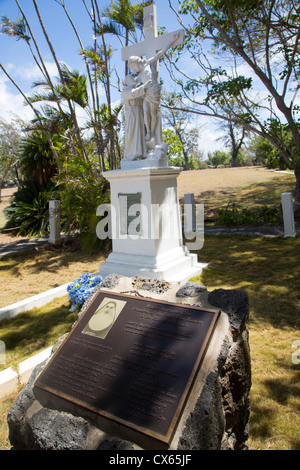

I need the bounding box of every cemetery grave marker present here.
[99,4,205,282]
[34,290,220,449]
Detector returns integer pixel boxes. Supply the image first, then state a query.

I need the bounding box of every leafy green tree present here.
[162,93,202,170]
[0,118,25,200]
[166,0,300,218]
[58,173,110,252]
[248,134,288,169]
[1,0,124,172]
[28,63,95,175]
[0,1,120,244]
[163,128,203,169]
[207,150,230,167]
[216,119,249,167]
[163,128,184,165]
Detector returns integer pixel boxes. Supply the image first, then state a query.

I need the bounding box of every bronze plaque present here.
[34,291,220,448]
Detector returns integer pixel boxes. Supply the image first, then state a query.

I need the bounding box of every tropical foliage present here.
[0,0,150,245]
[165,0,300,217]
[4,179,56,236]
[19,130,59,185]
[0,118,24,201]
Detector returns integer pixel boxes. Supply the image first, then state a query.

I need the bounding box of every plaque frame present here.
[33,290,220,449]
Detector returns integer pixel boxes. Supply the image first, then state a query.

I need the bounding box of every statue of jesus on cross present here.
[121,4,185,165]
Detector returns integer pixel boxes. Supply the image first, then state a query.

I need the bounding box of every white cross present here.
[121,4,185,77]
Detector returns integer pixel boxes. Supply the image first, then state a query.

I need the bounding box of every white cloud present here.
[0,60,60,123]
[180,114,226,157]
[0,75,34,123]
[6,61,59,82]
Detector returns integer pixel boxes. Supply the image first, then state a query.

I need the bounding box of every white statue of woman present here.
[128,32,180,146]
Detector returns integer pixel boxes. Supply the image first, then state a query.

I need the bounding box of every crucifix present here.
[121,4,185,78]
[121,4,185,161]
[99,6,202,283]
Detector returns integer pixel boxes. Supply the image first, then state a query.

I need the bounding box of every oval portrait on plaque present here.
[82,297,127,339]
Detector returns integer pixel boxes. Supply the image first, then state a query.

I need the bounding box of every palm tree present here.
[19,130,59,185]
[28,63,95,177]
[1,0,124,173]
[31,0,89,164]
[100,0,152,75]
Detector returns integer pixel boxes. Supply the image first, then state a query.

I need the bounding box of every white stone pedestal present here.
[99,167,206,283]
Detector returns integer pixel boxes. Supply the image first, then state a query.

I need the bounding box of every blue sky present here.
[0,0,225,155]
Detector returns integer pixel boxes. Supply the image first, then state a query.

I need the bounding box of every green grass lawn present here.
[194,174,296,220]
[0,295,75,372]
[195,234,300,450]
[0,234,299,450]
[0,171,299,449]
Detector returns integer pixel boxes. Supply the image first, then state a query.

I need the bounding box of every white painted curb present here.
[0,283,69,322]
[0,284,68,398]
[0,346,53,399]
[0,273,100,398]
[0,367,19,398]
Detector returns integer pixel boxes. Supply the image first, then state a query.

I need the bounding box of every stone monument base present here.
[100,166,205,283]
[100,246,207,283]
[7,275,251,451]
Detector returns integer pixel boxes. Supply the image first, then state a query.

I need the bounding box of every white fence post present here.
[49,200,62,244]
[0,340,5,365]
[281,192,296,238]
[184,192,196,234]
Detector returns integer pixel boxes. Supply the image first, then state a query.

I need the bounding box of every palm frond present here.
[1,15,30,42]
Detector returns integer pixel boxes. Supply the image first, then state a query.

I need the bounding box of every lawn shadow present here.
[0,244,108,276]
[198,235,300,330]
[249,401,275,440]
[249,360,300,450]
[0,297,76,370]
[263,372,300,407]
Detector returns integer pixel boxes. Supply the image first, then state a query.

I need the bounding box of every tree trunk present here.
[293,161,300,221]
[231,148,239,167]
[183,149,189,170]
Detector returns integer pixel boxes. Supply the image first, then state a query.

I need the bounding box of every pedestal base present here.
[99,166,206,283]
[99,246,207,283]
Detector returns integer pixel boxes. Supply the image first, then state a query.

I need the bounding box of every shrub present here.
[217,202,282,226]
[4,179,57,236]
[59,174,110,252]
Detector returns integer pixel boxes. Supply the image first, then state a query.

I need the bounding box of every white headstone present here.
[281,192,296,238]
